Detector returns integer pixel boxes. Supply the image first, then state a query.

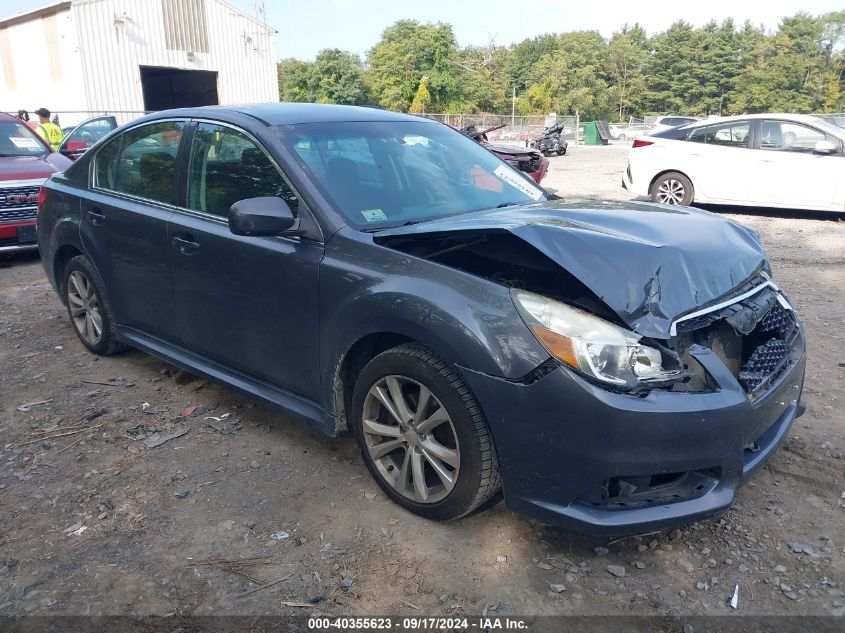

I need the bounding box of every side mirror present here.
[60,140,88,156]
[814,140,838,154]
[229,196,296,236]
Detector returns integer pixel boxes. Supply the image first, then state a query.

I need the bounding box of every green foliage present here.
[366,20,461,112]
[310,49,366,105]
[277,13,845,118]
[409,78,432,113]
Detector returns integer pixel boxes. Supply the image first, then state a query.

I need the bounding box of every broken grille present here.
[673,287,799,396]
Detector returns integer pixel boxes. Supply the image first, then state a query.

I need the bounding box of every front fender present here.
[319,229,549,408]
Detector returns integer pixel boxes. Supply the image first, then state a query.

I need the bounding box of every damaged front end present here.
[373,202,806,533]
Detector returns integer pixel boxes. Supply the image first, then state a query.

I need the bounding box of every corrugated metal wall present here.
[73,0,278,124]
[0,7,89,126]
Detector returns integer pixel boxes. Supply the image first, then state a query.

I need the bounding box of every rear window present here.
[0,121,48,157]
[94,121,185,205]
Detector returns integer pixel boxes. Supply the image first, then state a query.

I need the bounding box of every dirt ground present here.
[1,146,844,620]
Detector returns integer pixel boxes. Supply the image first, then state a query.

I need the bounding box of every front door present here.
[80,120,187,340]
[749,119,844,210]
[59,116,117,160]
[167,122,323,401]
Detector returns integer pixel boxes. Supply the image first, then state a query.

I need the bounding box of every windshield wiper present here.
[496,201,522,208]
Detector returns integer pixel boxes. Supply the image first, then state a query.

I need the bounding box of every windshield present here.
[809,116,845,135]
[0,121,48,157]
[276,120,546,230]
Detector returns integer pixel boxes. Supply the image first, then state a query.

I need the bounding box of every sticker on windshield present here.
[9,136,40,149]
[361,208,388,222]
[493,164,544,201]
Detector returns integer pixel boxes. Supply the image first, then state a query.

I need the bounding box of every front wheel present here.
[650,172,694,206]
[351,344,501,521]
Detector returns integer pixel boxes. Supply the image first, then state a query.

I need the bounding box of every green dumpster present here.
[582,121,609,145]
[583,121,599,145]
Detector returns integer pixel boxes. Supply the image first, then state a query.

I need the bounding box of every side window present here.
[687,127,706,143]
[760,121,834,154]
[93,135,121,189]
[112,121,184,204]
[187,123,300,218]
[703,121,750,147]
[65,117,116,151]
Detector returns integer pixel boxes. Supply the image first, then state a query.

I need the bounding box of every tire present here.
[559,146,567,155]
[63,255,126,355]
[650,171,694,206]
[351,343,501,521]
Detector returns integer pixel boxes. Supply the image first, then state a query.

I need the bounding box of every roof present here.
[140,103,430,126]
[0,0,275,33]
[0,1,70,29]
[687,113,829,125]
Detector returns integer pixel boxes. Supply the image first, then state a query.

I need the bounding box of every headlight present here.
[512,289,681,389]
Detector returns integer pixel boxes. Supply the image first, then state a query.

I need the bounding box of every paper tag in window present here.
[9,136,40,149]
[493,164,543,200]
[361,208,388,222]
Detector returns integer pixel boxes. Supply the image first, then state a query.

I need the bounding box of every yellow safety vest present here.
[37,122,63,151]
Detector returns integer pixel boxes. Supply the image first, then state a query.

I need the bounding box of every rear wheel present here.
[351,344,501,521]
[63,255,125,355]
[650,172,694,206]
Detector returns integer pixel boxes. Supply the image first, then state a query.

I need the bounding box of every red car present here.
[1,113,115,253]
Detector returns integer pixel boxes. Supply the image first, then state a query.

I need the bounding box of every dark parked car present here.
[38,105,806,535]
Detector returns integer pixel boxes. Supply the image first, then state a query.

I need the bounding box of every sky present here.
[2,0,843,60]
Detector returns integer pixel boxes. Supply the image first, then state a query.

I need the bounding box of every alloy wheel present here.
[67,270,103,345]
[656,178,685,204]
[362,375,460,504]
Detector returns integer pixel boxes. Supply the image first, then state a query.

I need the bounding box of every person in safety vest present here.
[34,108,63,151]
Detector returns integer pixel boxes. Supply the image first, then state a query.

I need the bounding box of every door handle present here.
[171,234,200,256]
[86,208,106,226]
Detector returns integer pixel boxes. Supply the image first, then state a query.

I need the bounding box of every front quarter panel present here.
[320,228,549,408]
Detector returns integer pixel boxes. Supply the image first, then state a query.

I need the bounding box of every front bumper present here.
[0,220,38,253]
[460,338,806,536]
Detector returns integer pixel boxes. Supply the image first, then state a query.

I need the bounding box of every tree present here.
[366,20,461,112]
[309,49,366,105]
[408,77,432,113]
[278,58,313,102]
[605,25,648,120]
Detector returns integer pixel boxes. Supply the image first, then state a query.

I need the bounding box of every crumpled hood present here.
[375,200,767,339]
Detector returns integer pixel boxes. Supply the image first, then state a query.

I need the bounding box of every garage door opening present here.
[140,66,219,111]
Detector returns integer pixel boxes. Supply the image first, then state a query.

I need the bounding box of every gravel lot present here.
[1,146,844,620]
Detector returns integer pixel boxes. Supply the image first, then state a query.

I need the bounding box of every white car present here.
[623,113,845,211]
[609,123,647,141]
[646,115,700,135]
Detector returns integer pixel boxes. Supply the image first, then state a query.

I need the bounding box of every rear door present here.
[80,120,187,340]
[682,119,752,202]
[166,121,324,401]
[59,116,117,160]
[747,119,844,210]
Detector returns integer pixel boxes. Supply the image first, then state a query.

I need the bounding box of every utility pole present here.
[511,85,516,127]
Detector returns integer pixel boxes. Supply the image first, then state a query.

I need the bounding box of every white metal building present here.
[0,0,278,126]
